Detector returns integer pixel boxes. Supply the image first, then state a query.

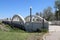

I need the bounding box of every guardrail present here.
[49,21,60,25]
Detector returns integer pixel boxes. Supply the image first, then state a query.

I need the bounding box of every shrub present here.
[41,29,48,33]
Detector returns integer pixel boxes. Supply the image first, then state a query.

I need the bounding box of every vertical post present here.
[30,6,32,22]
[43,17,44,29]
[58,12,59,21]
[30,7,33,32]
[57,8,59,21]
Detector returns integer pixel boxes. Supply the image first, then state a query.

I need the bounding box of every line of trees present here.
[35,0,60,21]
[55,0,60,20]
[36,7,55,21]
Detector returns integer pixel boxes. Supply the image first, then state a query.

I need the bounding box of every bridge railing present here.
[49,21,60,25]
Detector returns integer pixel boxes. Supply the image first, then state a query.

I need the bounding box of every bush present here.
[0,22,2,24]
[41,29,48,33]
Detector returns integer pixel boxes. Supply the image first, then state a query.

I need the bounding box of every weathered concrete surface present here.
[49,25,60,32]
[25,22,48,32]
[43,25,60,40]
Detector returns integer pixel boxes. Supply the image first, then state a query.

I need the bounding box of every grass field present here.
[0,23,44,40]
[0,31,29,40]
[0,31,44,40]
[0,23,29,40]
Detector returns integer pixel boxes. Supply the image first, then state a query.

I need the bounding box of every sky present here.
[0,0,55,19]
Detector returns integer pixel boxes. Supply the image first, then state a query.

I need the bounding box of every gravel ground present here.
[26,33,44,40]
[43,25,60,40]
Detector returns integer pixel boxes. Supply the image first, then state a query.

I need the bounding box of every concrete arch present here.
[25,15,47,22]
[12,14,25,23]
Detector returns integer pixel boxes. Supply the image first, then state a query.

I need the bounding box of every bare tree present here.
[43,7,55,21]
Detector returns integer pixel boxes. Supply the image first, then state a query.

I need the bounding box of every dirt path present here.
[26,33,43,40]
[43,25,60,40]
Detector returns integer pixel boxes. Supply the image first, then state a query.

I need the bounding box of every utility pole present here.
[30,6,32,22]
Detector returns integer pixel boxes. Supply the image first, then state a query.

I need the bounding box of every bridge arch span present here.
[12,14,25,23]
[25,15,47,22]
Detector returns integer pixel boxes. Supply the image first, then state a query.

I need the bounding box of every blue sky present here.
[0,0,55,19]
